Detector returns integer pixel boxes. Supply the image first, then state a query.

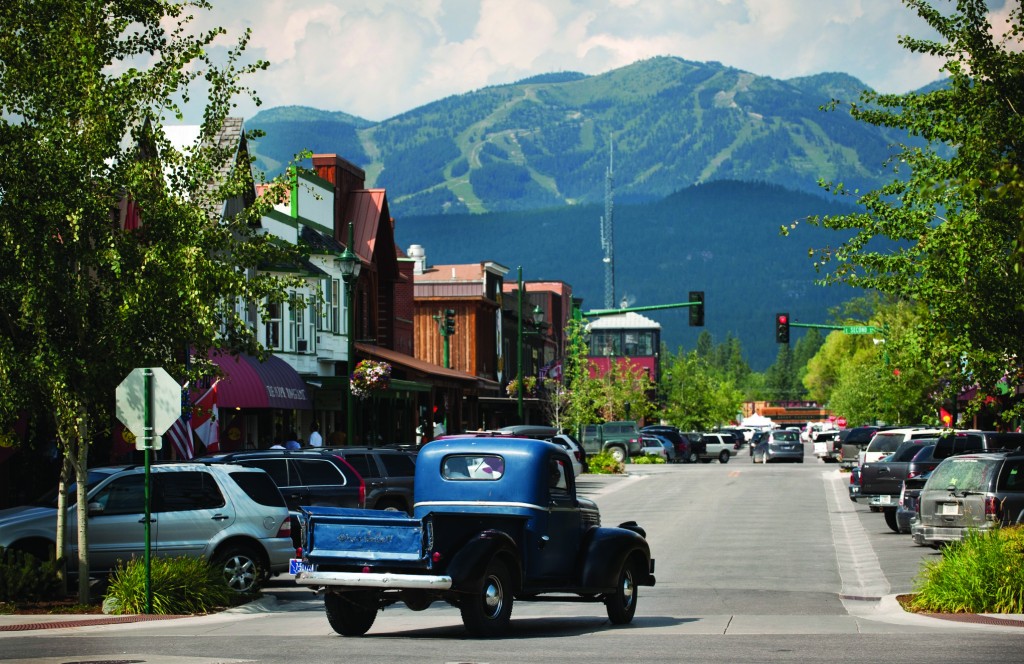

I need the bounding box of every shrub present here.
[908,526,1024,614]
[587,451,625,474]
[0,546,64,603]
[104,556,236,615]
[632,454,666,465]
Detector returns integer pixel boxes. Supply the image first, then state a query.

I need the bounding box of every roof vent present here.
[408,244,426,275]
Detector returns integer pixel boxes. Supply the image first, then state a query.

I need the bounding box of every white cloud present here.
[183,0,970,122]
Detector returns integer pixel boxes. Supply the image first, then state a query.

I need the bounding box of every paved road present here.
[2,449,1023,663]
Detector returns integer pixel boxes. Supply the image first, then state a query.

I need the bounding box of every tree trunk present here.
[73,415,90,605]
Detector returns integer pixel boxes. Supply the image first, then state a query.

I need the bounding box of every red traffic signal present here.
[775,313,790,344]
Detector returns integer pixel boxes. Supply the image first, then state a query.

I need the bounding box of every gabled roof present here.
[347,189,398,278]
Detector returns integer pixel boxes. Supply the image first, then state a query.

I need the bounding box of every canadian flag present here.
[192,380,220,453]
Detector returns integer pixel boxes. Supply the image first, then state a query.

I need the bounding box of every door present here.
[82,472,150,572]
[153,470,233,559]
[537,454,582,584]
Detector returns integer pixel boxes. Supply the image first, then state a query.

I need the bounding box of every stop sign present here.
[116,367,182,448]
[836,417,848,428]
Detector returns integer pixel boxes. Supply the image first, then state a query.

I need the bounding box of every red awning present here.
[209,352,312,410]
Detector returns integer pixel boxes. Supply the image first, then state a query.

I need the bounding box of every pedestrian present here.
[285,431,301,450]
[308,422,323,448]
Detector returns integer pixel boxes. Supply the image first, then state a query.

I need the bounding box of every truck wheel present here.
[605,559,638,624]
[608,446,626,463]
[883,507,899,533]
[460,558,513,637]
[718,450,730,464]
[325,590,379,636]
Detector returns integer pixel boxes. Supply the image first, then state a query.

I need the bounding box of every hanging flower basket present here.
[350,360,392,399]
[506,376,538,398]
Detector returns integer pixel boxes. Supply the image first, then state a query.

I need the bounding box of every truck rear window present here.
[443,455,504,480]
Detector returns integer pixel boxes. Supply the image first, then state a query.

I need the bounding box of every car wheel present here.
[608,446,626,463]
[718,450,730,464]
[605,559,639,624]
[325,590,379,636]
[214,544,265,593]
[460,558,514,637]
[686,451,698,464]
[883,507,899,533]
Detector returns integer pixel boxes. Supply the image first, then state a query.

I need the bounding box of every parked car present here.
[753,428,804,463]
[858,438,937,532]
[492,425,587,475]
[932,430,1024,460]
[579,421,644,462]
[0,463,293,592]
[641,425,700,463]
[195,449,366,546]
[749,430,769,457]
[640,435,670,461]
[317,447,417,513]
[896,470,932,536]
[848,465,862,502]
[550,434,586,477]
[838,425,884,469]
[859,427,943,467]
[695,432,734,463]
[717,428,747,451]
[912,450,1024,547]
[812,429,841,462]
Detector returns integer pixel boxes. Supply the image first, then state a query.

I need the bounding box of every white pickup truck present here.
[697,433,735,463]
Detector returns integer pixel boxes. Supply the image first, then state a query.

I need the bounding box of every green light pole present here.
[517,267,524,423]
[516,267,544,424]
[338,224,361,445]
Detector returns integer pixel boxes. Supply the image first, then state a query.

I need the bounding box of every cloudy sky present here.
[189,0,1009,122]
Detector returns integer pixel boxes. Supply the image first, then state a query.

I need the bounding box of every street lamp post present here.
[338,223,362,445]
[516,266,545,424]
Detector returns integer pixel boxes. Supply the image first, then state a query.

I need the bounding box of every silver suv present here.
[912,451,1024,547]
[0,463,293,592]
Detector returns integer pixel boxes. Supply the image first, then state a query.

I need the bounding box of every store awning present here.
[355,343,478,384]
[209,352,313,410]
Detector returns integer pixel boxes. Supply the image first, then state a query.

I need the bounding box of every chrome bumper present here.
[295,570,453,590]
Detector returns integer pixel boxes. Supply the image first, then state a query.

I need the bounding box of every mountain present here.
[394,180,862,371]
[248,56,910,217]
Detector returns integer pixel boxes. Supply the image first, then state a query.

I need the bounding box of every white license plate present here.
[873,495,891,505]
[290,558,315,575]
[941,503,960,516]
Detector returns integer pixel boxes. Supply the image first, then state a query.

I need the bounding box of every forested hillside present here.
[393,180,860,370]
[249,56,914,218]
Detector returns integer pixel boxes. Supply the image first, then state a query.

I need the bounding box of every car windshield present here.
[925,458,1000,493]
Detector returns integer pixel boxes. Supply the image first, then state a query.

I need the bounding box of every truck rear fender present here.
[445,529,521,592]
[579,526,654,589]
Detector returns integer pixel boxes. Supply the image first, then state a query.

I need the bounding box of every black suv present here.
[195,450,366,546]
[641,425,700,463]
[318,447,417,514]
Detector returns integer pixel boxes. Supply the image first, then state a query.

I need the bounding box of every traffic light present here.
[444,309,456,335]
[688,291,704,327]
[775,313,790,344]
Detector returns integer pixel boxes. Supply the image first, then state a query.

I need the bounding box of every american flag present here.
[165,415,194,459]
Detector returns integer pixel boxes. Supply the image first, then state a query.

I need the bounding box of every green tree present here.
[805,0,1024,425]
[660,348,743,430]
[0,0,299,602]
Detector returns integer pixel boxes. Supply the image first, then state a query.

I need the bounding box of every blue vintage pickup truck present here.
[293,436,655,637]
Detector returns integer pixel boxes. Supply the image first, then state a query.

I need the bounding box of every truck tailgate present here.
[303,506,425,562]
